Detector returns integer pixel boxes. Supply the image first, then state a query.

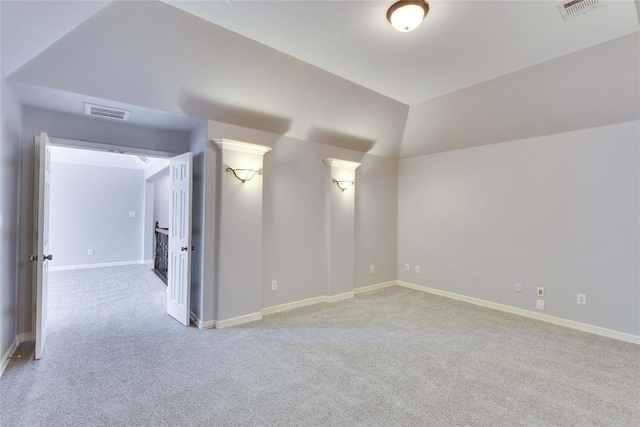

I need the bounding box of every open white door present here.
[167,152,192,325]
[32,133,52,359]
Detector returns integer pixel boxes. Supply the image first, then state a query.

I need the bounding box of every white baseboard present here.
[190,311,202,329]
[354,281,396,295]
[201,319,216,329]
[1,336,19,377]
[396,281,640,345]
[216,312,263,329]
[326,291,355,303]
[191,311,216,330]
[49,260,148,272]
[262,282,393,318]
[262,296,327,316]
[142,259,153,265]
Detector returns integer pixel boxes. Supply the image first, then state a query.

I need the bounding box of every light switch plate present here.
[129,211,136,218]
[536,299,545,310]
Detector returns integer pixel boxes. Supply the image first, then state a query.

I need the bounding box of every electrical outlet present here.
[271,280,277,291]
[536,299,545,310]
[405,264,410,271]
[515,282,522,293]
[128,211,136,218]
[577,294,586,306]
[370,265,375,274]
[415,266,421,273]
[88,249,94,255]
[537,287,544,297]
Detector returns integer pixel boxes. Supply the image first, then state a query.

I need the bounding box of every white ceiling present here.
[1,0,639,158]
[164,0,639,105]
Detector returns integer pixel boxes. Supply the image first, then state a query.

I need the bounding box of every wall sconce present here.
[333,179,354,191]
[226,167,261,183]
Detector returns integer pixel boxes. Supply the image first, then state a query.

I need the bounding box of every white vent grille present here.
[558,0,603,21]
[84,103,130,121]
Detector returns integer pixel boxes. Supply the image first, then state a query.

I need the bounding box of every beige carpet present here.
[1,265,638,426]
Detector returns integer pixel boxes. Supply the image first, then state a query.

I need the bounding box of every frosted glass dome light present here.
[387,0,429,32]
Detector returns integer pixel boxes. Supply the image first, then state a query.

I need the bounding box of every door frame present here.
[31,137,185,338]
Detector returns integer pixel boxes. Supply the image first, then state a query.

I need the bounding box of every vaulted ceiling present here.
[2,1,639,159]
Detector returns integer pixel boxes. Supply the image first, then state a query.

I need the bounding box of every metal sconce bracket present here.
[333,179,354,191]
[226,167,262,183]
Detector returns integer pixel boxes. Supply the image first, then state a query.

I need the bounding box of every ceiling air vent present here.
[84,103,131,121]
[557,0,603,21]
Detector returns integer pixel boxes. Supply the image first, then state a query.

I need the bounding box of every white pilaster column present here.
[214,139,271,324]
[323,158,361,298]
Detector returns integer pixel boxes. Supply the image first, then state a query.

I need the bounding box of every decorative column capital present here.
[213,139,272,156]
[323,158,361,170]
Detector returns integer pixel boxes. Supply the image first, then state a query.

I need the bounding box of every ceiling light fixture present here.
[387,0,429,32]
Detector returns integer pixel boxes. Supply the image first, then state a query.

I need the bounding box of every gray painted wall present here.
[153,172,169,228]
[355,155,398,288]
[216,148,265,321]
[142,180,154,262]
[261,135,329,308]
[1,79,22,360]
[207,120,399,320]
[17,106,190,336]
[48,162,144,268]
[326,164,357,297]
[397,121,640,335]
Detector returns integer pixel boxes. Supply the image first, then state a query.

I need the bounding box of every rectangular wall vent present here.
[84,103,131,121]
[558,0,602,21]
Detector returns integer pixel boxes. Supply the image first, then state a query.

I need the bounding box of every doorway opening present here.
[48,142,170,278]
[32,135,194,359]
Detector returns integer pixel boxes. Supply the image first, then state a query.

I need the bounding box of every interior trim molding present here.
[49,137,179,158]
[213,138,272,156]
[323,158,361,170]
[1,336,20,377]
[326,291,355,303]
[262,282,394,317]
[191,310,216,329]
[201,320,216,329]
[190,311,202,329]
[262,296,327,316]
[49,260,147,272]
[396,281,640,345]
[216,312,263,329]
[354,281,396,295]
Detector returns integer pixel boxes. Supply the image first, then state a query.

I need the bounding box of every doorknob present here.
[181,247,188,251]
[191,246,196,251]
[44,254,53,261]
[29,255,38,262]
